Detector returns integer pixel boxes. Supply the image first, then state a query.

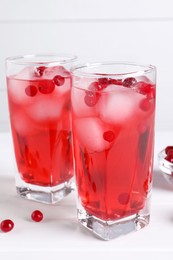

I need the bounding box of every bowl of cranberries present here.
[158,146,173,184]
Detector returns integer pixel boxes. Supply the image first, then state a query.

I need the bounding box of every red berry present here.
[165,154,173,163]
[118,193,130,205]
[31,210,43,222]
[53,75,65,86]
[25,85,37,97]
[123,77,137,88]
[138,82,156,99]
[38,81,55,94]
[36,66,46,77]
[140,99,151,111]
[165,146,173,155]
[98,78,109,89]
[109,78,122,85]
[84,91,100,107]
[103,130,115,142]
[88,81,102,91]
[1,219,14,233]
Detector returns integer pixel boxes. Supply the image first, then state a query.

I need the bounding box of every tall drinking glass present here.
[71,62,156,240]
[6,54,77,204]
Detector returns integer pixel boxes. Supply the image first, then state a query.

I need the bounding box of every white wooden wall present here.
[0,0,173,131]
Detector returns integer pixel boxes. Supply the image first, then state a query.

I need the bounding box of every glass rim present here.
[71,62,156,78]
[6,53,77,66]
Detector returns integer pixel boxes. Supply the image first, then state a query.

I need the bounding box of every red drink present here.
[6,54,77,203]
[71,63,156,240]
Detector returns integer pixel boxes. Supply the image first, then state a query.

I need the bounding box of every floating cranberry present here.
[38,81,55,94]
[25,85,37,97]
[84,91,100,107]
[98,78,109,88]
[123,77,137,88]
[31,210,43,222]
[118,193,130,205]
[88,81,102,91]
[36,66,46,76]
[109,78,122,85]
[140,99,151,111]
[165,146,173,155]
[137,82,156,99]
[103,130,115,142]
[138,82,151,95]
[53,75,65,86]
[0,219,14,233]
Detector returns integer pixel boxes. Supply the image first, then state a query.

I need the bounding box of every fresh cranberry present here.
[25,85,37,97]
[36,66,46,76]
[88,81,102,91]
[31,210,43,222]
[123,77,137,88]
[118,193,130,205]
[165,146,173,155]
[98,78,109,88]
[53,75,65,86]
[103,130,115,142]
[0,219,14,232]
[84,91,100,107]
[165,154,173,163]
[109,78,122,85]
[137,82,156,99]
[140,99,151,111]
[38,81,55,94]
[138,82,151,95]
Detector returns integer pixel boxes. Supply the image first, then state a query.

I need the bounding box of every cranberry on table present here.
[31,210,43,222]
[0,219,14,233]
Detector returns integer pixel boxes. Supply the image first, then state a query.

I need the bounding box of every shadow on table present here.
[153,169,173,191]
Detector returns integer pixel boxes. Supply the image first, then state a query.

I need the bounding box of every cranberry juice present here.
[7,66,73,187]
[72,77,155,221]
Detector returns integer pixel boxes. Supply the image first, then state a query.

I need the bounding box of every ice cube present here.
[12,110,40,136]
[14,66,36,80]
[26,95,64,123]
[98,86,143,125]
[73,117,112,153]
[71,88,97,117]
[73,77,98,91]
[43,66,71,96]
[7,77,37,105]
[43,66,70,79]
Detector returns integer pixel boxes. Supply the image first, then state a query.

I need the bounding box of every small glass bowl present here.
[158,149,173,185]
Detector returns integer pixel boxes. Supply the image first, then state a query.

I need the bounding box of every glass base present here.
[16,176,75,204]
[77,203,150,240]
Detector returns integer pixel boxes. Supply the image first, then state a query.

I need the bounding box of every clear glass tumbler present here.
[6,54,77,204]
[71,62,156,240]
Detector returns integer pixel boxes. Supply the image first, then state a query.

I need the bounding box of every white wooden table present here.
[0,132,173,260]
